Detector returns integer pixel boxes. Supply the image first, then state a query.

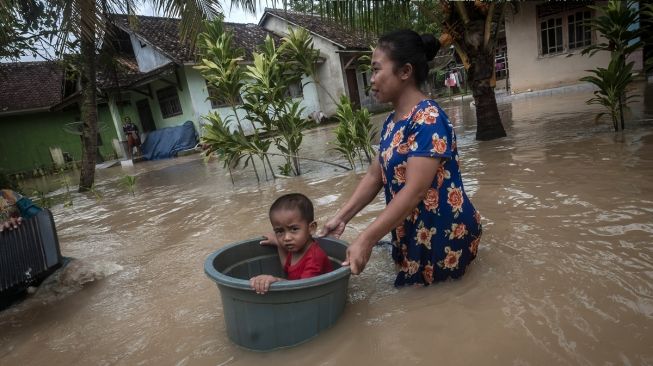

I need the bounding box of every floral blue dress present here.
[379,99,482,286]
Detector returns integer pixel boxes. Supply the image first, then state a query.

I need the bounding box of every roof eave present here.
[0,106,51,117]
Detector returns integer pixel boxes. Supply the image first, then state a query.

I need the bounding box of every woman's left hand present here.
[342,235,375,275]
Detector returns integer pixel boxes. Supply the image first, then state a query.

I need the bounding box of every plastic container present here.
[204,237,350,351]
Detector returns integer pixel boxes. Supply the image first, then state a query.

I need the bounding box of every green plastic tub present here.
[204,237,351,351]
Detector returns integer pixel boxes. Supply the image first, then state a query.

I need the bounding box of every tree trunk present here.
[468,51,507,141]
[78,0,98,192]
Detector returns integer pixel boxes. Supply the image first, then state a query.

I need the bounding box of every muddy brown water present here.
[1,84,653,365]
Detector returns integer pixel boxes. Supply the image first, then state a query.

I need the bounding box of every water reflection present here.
[1,82,652,365]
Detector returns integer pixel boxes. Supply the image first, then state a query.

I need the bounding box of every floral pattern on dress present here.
[379,99,482,286]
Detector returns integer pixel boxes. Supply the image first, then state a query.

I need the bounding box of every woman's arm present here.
[344,156,441,274]
[320,155,384,237]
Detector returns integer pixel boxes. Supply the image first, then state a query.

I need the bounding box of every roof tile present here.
[0,61,64,113]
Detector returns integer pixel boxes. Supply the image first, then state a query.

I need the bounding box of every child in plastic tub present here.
[249,193,333,294]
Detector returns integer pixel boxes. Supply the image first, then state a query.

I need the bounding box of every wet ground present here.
[1,82,653,365]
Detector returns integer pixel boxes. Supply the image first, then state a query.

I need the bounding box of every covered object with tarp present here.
[141,121,198,160]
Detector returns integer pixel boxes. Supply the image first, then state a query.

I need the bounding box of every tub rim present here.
[204,236,351,291]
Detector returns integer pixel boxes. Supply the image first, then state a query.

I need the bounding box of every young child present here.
[249,193,333,294]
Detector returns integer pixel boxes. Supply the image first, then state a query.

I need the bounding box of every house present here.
[503,1,645,94]
[0,61,118,175]
[99,14,316,142]
[259,8,382,114]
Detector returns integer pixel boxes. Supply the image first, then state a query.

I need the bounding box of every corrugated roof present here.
[260,8,374,49]
[0,61,64,113]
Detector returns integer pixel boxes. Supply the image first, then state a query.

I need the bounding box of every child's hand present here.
[260,232,278,246]
[249,274,280,294]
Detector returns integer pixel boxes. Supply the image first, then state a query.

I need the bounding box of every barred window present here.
[537,3,594,56]
[286,81,304,99]
[206,80,241,109]
[157,86,182,118]
[568,10,592,50]
[540,17,564,55]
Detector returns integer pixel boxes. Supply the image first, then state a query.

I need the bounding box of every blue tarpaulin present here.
[141,121,198,160]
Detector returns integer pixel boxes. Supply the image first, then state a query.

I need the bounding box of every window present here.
[540,17,564,55]
[495,43,508,80]
[205,80,241,109]
[568,10,592,50]
[361,71,370,96]
[157,86,182,118]
[286,81,303,99]
[537,3,594,56]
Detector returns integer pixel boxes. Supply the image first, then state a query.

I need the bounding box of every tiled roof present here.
[261,8,374,50]
[110,14,279,63]
[0,61,64,113]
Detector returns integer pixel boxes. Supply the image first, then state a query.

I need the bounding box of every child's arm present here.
[249,274,283,294]
[260,233,288,266]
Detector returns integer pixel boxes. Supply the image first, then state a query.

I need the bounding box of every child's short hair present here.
[269,193,314,222]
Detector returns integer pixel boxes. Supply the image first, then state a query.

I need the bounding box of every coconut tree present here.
[283,0,507,141]
[2,0,256,191]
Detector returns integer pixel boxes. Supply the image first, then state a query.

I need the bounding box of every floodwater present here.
[1,83,653,366]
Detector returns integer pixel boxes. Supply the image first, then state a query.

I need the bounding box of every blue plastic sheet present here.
[141,121,198,160]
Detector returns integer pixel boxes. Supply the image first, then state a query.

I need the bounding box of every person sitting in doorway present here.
[122,116,142,159]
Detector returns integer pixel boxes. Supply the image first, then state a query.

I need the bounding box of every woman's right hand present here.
[319,217,346,238]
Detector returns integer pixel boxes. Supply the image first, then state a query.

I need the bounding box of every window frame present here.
[205,80,241,109]
[537,6,595,57]
[156,86,183,118]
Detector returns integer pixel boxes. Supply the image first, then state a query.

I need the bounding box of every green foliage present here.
[32,189,52,209]
[287,0,443,36]
[57,168,73,207]
[120,175,137,197]
[581,0,643,60]
[580,58,637,131]
[88,183,103,202]
[581,0,644,131]
[0,1,61,60]
[197,21,317,179]
[332,95,377,169]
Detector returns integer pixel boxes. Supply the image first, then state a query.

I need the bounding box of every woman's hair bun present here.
[421,33,441,61]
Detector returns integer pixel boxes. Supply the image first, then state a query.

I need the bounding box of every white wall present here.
[504,2,621,93]
[186,65,321,136]
[130,34,172,72]
[261,16,347,116]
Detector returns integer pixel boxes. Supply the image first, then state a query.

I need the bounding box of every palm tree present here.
[2,0,256,191]
[283,0,508,141]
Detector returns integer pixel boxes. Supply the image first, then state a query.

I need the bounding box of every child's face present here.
[270,208,316,253]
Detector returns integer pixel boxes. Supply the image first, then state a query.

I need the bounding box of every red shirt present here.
[284,241,333,280]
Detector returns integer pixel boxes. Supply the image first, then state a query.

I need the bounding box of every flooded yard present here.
[1,83,652,365]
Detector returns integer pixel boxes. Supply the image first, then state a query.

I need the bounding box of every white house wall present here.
[261,16,346,116]
[129,34,172,73]
[505,3,617,93]
[184,65,320,136]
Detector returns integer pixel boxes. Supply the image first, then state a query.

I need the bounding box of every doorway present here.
[136,99,156,133]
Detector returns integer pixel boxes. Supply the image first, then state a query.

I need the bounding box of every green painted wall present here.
[148,73,197,130]
[0,106,118,174]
